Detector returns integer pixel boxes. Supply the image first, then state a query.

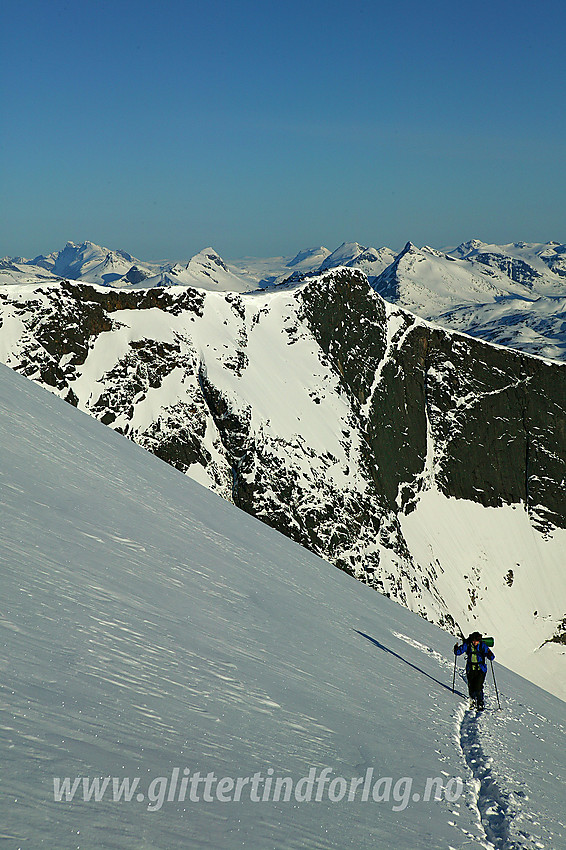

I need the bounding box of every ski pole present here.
[452,653,457,693]
[490,658,501,709]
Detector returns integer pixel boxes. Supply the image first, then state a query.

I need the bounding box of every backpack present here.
[470,643,481,670]
[465,633,494,671]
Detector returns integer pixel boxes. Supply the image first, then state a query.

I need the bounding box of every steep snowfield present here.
[400,490,566,699]
[1,365,565,849]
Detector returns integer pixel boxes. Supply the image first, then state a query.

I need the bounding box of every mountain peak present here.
[320,242,366,271]
[197,246,221,257]
[451,239,485,259]
[187,247,229,274]
[287,246,330,268]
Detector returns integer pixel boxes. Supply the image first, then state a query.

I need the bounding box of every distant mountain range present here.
[372,241,566,361]
[0,241,251,293]
[2,237,565,360]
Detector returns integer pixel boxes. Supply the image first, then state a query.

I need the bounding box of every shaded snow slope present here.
[1,365,565,849]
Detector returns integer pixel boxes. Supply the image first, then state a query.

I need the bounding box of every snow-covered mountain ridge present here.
[0,241,252,293]
[1,269,565,699]
[3,237,565,360]
[2,362,566,849]
[372,241,566,361]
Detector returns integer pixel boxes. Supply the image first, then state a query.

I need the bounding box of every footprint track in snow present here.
[457,705,539,849]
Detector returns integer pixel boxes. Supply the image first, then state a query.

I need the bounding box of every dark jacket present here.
[455,640,494,674]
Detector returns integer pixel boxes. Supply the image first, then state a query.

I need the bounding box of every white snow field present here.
[1,365,565,850]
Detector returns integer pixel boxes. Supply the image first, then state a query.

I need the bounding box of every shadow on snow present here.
[355,630,466,699]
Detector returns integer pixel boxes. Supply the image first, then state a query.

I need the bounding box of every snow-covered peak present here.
[28,240,142,286]
[320,241,367,270]
[103,248,136,266]
[398,241,423,258]
[372,241,566,359]
[286,246,331,268]
[181,247,251,292]
[451,239,485,259]
[342,246,397,281]
[117,264,152,286]
[316,241,398,280]
[186,247,229,274]
[451,239,562,261]
[421,245,449,259]
[135,247,253,293]
[375,241,535,309]
[167,262,188,275]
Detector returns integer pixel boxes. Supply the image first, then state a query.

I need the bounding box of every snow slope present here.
[1,273,565,702]
[2,364,566,849]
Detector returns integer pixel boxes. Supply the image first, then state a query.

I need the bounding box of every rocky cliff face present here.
[300,271,565,527]
[1,270,565,656]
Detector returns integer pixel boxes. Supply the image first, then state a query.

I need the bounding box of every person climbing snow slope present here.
[454,632,495,710]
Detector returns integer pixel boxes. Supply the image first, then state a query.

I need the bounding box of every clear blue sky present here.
[2,0,565,261]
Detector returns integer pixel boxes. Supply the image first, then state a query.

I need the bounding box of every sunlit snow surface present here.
[1,366,565,849]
